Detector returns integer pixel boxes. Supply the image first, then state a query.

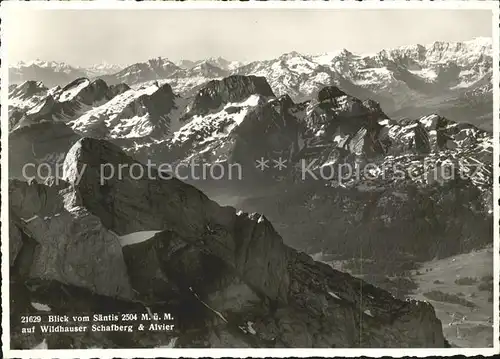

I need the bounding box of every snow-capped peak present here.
[174,59,198,70]
[14,59,77,73]
[313,48,355,65]
[204,56,238,70]
[175,57,243,71]
[311,37,492,65]
[83,62,124,76]
[377,37,492,64]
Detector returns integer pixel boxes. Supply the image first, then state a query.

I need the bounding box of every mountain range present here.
[9,37,493,130]
[9,73,493,261]
[7,37,493,349]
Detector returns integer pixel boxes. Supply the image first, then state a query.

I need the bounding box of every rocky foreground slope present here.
[10,137,447,349]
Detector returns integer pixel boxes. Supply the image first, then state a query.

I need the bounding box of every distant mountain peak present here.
[16,59,71,68]
[280,50,303,58]
[317,86,347,102]
[145,57,180,70]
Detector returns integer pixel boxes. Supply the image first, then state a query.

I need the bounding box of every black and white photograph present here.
[1,1,498,356]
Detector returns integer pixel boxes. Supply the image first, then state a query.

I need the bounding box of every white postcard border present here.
[1,1,498,357]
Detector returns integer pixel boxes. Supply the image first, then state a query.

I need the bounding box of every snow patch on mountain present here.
[25,98,51,117]
[71,82,176,139]
[354,67,393,86]
[119,231,162,247]
[58,78,91,102]
[408,68,438,82]
[173,94,263,146]
[31,302,52,312]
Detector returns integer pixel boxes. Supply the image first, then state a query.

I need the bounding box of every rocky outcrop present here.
[9,179,133,299]
[185,75,275,118]
[8,108,26,130]
[115,82,176,137]
[138,92,306,183]
[61,138,290,303]
[108,82,131,98]
[9,215,24,267]
[9,137,447,348]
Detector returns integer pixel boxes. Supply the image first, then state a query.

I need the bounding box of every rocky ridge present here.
[10,38,493,129]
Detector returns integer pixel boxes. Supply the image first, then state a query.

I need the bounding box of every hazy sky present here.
[5,8,493,67]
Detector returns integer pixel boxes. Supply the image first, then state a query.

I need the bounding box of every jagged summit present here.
[185,75,275,118]
[9,80,47,100]
[145,57,180,71]
[98,58,181,86]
